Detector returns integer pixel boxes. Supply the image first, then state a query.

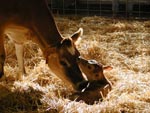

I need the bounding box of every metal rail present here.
[48,0,150,19]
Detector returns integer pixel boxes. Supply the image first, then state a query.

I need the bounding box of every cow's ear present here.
[71,28,83,44]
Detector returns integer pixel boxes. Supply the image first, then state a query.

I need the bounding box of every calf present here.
[71,57,113,104]
[77,56,112,82]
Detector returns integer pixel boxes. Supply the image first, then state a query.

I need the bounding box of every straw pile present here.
[0,16,150,113]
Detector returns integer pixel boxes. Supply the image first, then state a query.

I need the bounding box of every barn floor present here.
[0,16,150,113]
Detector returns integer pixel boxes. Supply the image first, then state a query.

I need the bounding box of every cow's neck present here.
[31,12,62,51]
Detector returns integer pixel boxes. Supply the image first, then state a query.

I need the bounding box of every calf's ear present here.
[71,28,83,45]
[103,66,113,71]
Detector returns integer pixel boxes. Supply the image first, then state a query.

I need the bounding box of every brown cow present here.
[0,0,88,91]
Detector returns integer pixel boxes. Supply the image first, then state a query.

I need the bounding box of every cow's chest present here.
[4,25,32,44]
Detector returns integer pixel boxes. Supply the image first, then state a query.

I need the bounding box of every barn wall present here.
[48,0,150,19]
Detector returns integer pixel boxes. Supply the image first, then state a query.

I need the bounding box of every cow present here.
[0,0,88,91]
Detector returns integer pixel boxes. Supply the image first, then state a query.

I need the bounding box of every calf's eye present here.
[95,74,99,77]
[88,65,91,69]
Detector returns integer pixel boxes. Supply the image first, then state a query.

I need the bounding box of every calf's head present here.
[45,28,88,90]
[77,56,112,81]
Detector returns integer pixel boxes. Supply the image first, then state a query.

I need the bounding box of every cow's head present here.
[45,28,88,90]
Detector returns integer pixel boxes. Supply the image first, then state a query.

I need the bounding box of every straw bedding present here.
[0,16,150,113]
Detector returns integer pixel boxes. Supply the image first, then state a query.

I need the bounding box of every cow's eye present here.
[60,60,67,67]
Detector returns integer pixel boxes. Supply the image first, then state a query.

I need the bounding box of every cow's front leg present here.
[15,43,26,80]
[0,33,5,78]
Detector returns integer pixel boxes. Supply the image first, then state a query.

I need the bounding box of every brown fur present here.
[0,0,86,90]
